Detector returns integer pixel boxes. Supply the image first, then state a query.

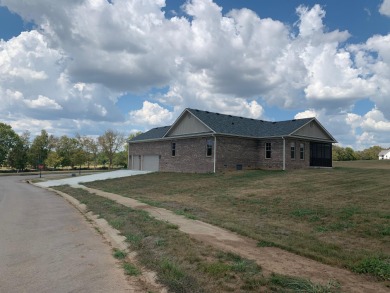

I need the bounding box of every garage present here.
[142,155,160,171]
[131,155,159,171]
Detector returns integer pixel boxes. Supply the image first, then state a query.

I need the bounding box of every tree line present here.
[0,122,140,172]
[332,145,384,161]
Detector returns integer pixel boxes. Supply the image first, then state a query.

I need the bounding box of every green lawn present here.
[84,161,390,281]
[56,186,340,293]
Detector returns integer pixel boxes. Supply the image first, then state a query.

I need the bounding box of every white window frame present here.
[300,143,305,160]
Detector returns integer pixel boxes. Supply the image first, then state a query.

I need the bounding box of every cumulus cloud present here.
[24,95,62,110]
[129,101,174,126]
[0,0,389,148]
[380,0,390,16]
[0,30,123,123]
[345,108,390,148]
[294,109,318,119]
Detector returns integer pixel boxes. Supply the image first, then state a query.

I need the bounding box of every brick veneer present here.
[129,136,312,173]
[129,137,214,173]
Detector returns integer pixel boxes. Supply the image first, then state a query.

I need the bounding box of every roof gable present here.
[379,150,390,156]
[291,119,336,142]
[164,110,213,137]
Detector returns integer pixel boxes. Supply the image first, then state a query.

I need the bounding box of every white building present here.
[378,149,390,160]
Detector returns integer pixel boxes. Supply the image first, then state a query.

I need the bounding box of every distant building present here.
[128,108,337,173]
[378,149,390,160]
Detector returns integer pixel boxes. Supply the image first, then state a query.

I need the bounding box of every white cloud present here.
[24,95,62,110]
[0,30,123,123]
[294,109,318,119]
[345,108,390,148]
[0,0,389,148]
[129,101,174,126]
[380,0,390,16]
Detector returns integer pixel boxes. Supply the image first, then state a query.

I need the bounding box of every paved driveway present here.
[36,170,150,187]
[0,175,136,293]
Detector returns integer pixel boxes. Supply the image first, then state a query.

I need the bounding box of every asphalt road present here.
[0,175,132,293]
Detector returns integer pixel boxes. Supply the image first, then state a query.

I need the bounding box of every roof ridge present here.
[186,108,313,123]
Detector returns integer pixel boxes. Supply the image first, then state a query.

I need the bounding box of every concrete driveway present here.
[36,170,150,187]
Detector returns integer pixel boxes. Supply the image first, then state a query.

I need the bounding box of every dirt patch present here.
[81,186,388,293]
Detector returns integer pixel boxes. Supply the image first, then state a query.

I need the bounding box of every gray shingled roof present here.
[130,108,313,142]
[187,108,312,138]
[131,126,170,142]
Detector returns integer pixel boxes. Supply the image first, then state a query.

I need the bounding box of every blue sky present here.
[0,0,389,149]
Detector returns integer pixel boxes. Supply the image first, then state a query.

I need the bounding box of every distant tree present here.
[332,145,357,161]
[87,138,99,169]
[113,150,127,168]
[45,152,62,169]
[56,135,79,168]
[0,122,20,166]
[332,145,344,161]
[98,130,125,169]
[344,147,357,161]
[8,131,30,170]
[75,134,99,169]
[29,130,55,168]
[356,146,383,160]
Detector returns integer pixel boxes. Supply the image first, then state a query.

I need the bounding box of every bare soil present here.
[81,185,388,293]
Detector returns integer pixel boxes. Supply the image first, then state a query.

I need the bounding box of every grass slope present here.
[56,186,339,292]
[85,161,390,281]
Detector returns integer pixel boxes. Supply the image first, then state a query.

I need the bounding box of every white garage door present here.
[132,155,141,170]
[142,155,160,171]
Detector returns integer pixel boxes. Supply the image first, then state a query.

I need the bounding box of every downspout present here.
[213,135,217,173]
[282,137,286,171]
[127,142,133,170]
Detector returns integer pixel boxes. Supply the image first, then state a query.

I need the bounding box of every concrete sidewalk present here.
[35,170,150,187]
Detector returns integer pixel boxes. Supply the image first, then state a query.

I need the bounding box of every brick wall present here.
[129,137,214,173]
[215,136,260,171]
[284,138,310,169]
[129,136,312,173]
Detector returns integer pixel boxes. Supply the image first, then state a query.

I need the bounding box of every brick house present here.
[128,108,337,172]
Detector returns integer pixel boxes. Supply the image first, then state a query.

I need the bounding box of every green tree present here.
[332,145,357,161]
[332,145,344,161]
[98,130,125,169]
[29,130,54,168]
[344,147,357,161]
[56,135,79,168]
[75,134,99,169]
[113,150,127,168]
[45,151,63,169]
[357,146,383,160]
[7,131,30,170]
[0,123,21,166]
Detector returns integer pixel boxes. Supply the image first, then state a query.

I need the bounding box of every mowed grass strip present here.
[85,161,390,281]
[54,185,339,293]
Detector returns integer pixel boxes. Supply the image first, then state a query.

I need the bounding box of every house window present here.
[171,142,176,157]
[291,143,295,159]
[300,143,305,160]
[265,142,271,159]
[206,139,213,157]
